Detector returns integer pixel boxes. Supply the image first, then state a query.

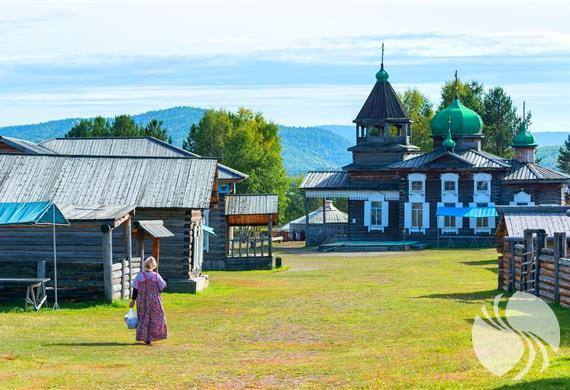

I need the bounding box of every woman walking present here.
[129,256,167,345]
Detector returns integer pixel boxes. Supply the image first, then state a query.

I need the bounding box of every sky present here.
[0,1,569,131]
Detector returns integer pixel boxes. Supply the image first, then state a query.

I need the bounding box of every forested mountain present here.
[0,106,564,174]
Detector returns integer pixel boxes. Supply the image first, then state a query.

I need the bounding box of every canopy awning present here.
[436,206,498,218]
[134,220,174,238]
[0,201,69,225]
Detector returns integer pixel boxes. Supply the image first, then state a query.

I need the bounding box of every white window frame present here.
[509,191,534,206]
[469,201,495,234]
[473,173,492,204]
[408,173,426,200]
[363,195,389,232]
[437,202,462,234]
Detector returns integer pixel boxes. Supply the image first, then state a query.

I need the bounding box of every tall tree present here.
[111,115,141,137]
[65,115,169,141]
[143,119,168,141]
[184,108,290,219]
[439,78,484,115]
[399,88,434,152]
[481,87,518,158]
[558,135,570,174]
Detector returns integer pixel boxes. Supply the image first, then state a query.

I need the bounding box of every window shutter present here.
[363,201,371,230]
[455,202,463,229]
[423,202,430,230]
[437,202,443,230]
[382,201,389,228]
[469,202,476,229]
[404,202,411,229]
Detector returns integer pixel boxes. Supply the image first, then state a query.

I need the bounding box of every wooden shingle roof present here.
[0,154,216,209]
[497,205,570,238]
[354,81,409,125]
[225,194,278,216]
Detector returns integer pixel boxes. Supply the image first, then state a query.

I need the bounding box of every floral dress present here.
[132,271,167,342]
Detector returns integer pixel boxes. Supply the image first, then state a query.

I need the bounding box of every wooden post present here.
[554,232,565,304]
[36,260,46,279]
[305,197,310,246]
[523,230,533,292]
[534,230,546,297]
[152,238,160,264]
[509,242,516,293]
[268,214,273,258]
[125,217,133,298]
[322,198,326,225]
[101,224,113,303]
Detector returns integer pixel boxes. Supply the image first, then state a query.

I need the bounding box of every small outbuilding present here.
[279,200,348,243]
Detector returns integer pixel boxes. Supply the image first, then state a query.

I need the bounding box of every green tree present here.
[440,78,484,114]
[481,87,518,158]
[557,135,570,174]
[399,88,434,152]
[184,108,290,220]
[91,116,111,137]
[111,115,141,137]
[143,119,168,141]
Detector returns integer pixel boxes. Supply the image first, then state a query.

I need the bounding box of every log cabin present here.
[300,56,570,248]
[0,154,217,300]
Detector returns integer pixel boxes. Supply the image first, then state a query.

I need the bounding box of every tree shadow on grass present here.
[460,258,499,275]
[416,289,501,303]
[495,377,570,389]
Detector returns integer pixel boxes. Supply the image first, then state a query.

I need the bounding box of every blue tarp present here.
[0,202,69,225]
[436,206,498,218]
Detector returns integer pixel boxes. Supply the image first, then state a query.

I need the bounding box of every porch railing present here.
[228,238,269,258]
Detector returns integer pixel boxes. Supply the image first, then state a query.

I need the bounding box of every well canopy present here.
[436,206,498,218]
[0,201,69,225]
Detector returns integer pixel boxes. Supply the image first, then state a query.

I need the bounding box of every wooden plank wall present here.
[204,196,228,265]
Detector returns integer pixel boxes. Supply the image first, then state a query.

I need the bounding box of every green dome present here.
[512,121,536,147]
[430,99,483,136]
[442,129,456,150]
[376,66,389,82]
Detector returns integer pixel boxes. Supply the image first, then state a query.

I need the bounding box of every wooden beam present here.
[101,224,113,303]
[152,238,160,265]
[268,214,273,258]
[124,216,132,298]
[305,197,310,247]
[113,212,131,229]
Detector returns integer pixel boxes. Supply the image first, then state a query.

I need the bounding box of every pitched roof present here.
[300,171,349,190]
[60,204,135,222]
[0,154,216,209]
[134,220,175,238]
[0,136,57,155]
[497,205,570,238]
[225,194,278,216]
[388,149,509,169]
[282,201,348,228]
[354,81,409,124]
[503,161,570,182]
[39,137,247,181]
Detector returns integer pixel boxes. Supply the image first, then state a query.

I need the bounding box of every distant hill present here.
[0,106,564,174]
[0,106,352,175]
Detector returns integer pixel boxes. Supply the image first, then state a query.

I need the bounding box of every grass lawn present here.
[1,246,570,388]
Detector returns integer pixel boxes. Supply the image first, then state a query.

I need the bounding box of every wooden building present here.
[279,200,348,243]
[301,56,570,247]
[37,136,276,270]
[0,154,217,300]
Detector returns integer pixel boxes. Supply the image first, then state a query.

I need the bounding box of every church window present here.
[411,202,423,228]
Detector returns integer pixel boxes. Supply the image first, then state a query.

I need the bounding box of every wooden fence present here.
[498,231,570,308]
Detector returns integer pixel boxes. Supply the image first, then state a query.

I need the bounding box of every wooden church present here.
[301,53,570,247]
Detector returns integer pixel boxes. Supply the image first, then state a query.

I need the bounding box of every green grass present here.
[1,247,570,388]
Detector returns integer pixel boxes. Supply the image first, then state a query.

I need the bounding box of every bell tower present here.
[347,44,419,169]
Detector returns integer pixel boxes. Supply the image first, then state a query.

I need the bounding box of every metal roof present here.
[300,171,349,189]
[503,161,570,182]
[281,200,348,230]
[225,194,278,215]
[0,136,57,155]
[388,149,508,169]
[354,80,410,124]
[0,155,216,209]
[60,204,135,221]
[39,137,247,181]
[497,205,570,238]
[135,220,175,238]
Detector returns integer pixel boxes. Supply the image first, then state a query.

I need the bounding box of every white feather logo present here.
[472,292,559,380]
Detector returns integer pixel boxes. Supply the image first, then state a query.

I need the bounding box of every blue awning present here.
[0,202,69,225]
[203,225,216,236]
[437,206,498,218]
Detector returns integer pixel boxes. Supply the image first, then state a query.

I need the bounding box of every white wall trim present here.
[305,190,399,201]
[509,191,534,206]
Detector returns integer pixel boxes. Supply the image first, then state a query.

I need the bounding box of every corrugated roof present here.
[354,81,410,124]
[60,204,135,221]
[503,161,570,182]
[0,136,57,155]
[225,194,278,215]
[300,171,349,189]
[282,201,348,229]
[135,220,175,238]
[497,205,570,238]
[40,137,247,181]
[0,155,216,209]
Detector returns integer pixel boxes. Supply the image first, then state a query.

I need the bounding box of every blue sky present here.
[0,1,569,131]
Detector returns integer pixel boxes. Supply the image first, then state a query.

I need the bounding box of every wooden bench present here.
[0,278,50,310]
